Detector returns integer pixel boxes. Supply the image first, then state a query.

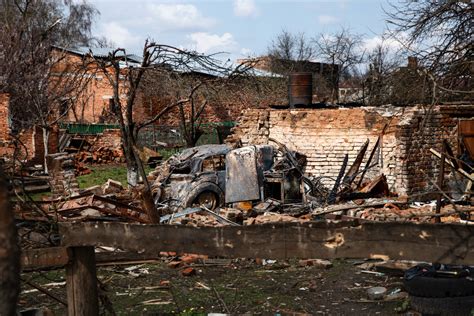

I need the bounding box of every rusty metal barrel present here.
[288,72,313,108]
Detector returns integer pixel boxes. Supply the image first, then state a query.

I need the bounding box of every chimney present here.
[407,56,418,69]
[288,72,313,108]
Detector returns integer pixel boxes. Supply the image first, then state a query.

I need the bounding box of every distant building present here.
[338,80,364,103]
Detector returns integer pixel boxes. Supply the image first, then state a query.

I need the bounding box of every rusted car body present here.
[152,144,304,211]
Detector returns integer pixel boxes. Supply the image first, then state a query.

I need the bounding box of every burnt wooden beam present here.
[59,221,474,265]
[357,136,380,188]
[343,139,369,186]
[21,247,165,270]
[431,148,473,181]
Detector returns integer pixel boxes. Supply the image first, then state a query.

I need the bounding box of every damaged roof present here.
[54,45,279,78]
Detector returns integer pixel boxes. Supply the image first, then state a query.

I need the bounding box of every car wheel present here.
[404,265,474,298]
[184,182,224,211]
[192,191,218,210]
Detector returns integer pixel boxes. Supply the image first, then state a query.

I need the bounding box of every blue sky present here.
[90,0,400,61]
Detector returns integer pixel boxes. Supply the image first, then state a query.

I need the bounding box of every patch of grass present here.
[158,148,181,160]
[77,164,154,189]
[77,164,128,189]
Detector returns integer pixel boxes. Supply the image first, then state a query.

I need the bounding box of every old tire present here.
[409,295,474,316]
[404,265,474,298]
[184,182,224,211]
[405,275,474,298]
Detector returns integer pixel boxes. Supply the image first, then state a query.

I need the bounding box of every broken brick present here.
[167,261,182,269]
[181,267,196,276]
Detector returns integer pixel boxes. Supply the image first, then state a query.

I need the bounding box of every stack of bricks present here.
[46,153,80,198]
[228,105,474,198]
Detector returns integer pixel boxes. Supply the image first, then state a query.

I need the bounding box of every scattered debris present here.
[366,287,387,300]
[298,259,333,269]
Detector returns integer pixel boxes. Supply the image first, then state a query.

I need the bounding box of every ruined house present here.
[228,104,474,198]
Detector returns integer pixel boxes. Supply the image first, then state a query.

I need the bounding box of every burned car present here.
[151,143,306,211]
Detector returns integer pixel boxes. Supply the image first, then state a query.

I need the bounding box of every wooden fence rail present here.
[19,220,474,315]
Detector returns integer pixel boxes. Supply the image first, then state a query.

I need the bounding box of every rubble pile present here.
[12,142,474,232]
[75,146,124,165]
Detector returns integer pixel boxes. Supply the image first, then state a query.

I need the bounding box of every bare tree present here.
[139,59,281,148]
[313,28,365,101]
[364,41,404,105]
[385,0,473,99]
[139,71,214,148]
[267,30,315,73]
[91,41,232,222]
[0,0,98,171]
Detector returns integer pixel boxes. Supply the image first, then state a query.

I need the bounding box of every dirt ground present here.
[19,258,411,315]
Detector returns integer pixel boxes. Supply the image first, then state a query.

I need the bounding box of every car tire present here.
[409,295,474,316]
[184,182,224,210]
[404,266,474,298]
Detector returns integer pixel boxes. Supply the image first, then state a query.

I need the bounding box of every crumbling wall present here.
[1,94,59,165]
[395,106,469,196]
[228,105,470,197]
[46,153,79,198]
[229,108,399,189]
[0,94,12,157]
[82,129,122,152]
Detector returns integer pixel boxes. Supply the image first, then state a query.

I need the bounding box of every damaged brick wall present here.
[396,105,472,196]
[0,95,58,163]
[82,129,122,152]
[46,153,79,198]
[0,94,11,157]
[228,105,472,197]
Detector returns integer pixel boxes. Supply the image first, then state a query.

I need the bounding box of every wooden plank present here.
[21,247,163,269]
[21,247,70,270]
[435,148,445,223]
[59,221,474,265]
[459,120,474,159]
[66,246,99,316]
[430,148,473,180]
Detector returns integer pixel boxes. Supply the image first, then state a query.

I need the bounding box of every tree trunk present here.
[126,161,139,187]
[42,127,50,174]
[0,167,20,316]
[121,127,160,223]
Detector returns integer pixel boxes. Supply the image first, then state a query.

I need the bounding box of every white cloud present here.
[363,33,404,52]
[147,4,215,30]
[187,32,237,54]
[318,15,339,25]
[97,22,141,48]
[240,48,252,56]
[233,0,258,17]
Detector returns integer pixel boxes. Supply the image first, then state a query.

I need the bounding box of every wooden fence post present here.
[435,147,445,223]
[66,246,99,316]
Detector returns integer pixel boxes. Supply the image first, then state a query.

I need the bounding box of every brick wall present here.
[228,105,474,197]
[82,129,123,152]
[0,94,12,157]
[46,153,79,198]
